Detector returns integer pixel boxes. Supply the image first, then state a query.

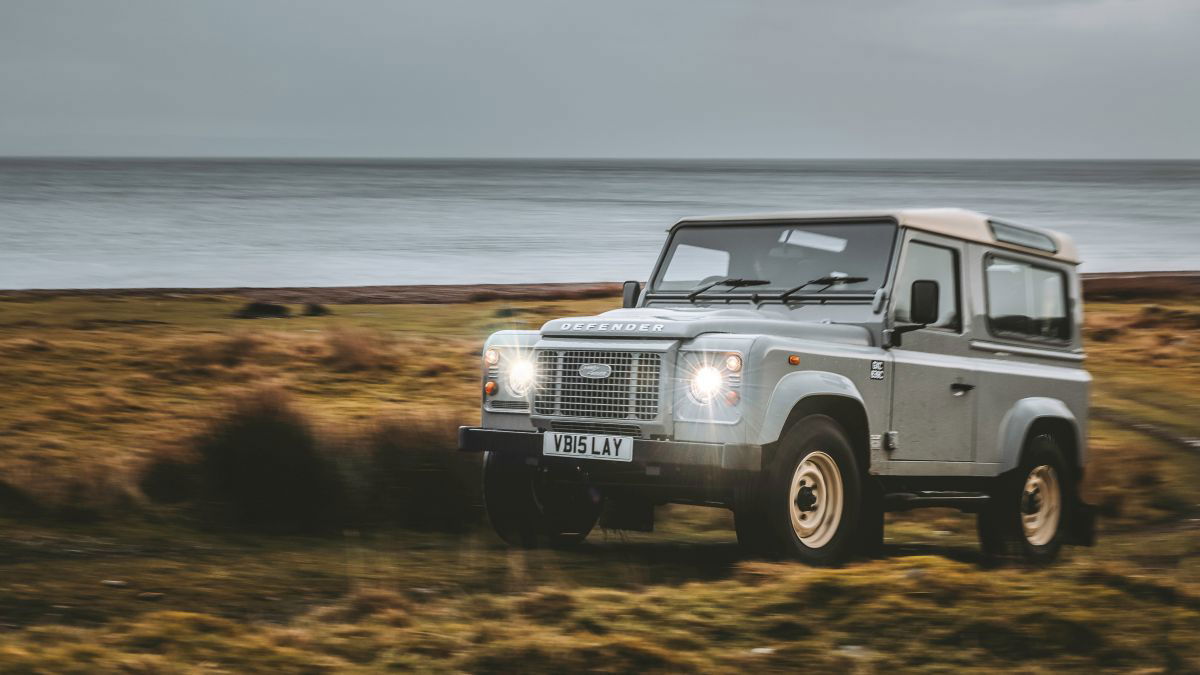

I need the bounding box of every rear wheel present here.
[977,434,1070,564]
[482,452,601,549]
[763,415,863,566]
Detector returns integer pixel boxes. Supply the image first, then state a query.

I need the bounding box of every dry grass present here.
[358,414,481,531]
[0,553,1197,672]
[322,326,396,372]
[0,292,1199,671]
[135,387,478,533]
[0,294,612,519]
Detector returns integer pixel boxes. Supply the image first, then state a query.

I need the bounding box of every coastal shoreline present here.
[0,271,1197,304]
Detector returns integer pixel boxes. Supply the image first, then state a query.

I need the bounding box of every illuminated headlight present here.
[689,366,724,403]
[506,357,536,396]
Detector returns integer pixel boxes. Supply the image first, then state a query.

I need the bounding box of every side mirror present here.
[884,279,939,349]
[909,279,940,326]
[622,280,642,308]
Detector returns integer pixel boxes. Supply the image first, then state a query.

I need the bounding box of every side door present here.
[887,232,977,463]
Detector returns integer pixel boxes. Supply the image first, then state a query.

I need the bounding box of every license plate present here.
[542,432,634,462]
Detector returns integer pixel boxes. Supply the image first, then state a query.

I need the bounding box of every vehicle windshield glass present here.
[650,222,897,295]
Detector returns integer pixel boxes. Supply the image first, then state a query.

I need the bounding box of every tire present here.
[482,451,601,549]
[977,434,1071,565]
[763,415,863,566]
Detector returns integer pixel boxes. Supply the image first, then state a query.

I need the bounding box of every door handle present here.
[950,382,975,395]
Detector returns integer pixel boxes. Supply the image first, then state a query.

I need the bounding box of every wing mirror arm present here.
[883,322,927,349]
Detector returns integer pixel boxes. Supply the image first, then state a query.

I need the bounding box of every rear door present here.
[887,231,977,462]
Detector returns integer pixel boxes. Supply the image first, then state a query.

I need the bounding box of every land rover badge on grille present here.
[578,363,613,379]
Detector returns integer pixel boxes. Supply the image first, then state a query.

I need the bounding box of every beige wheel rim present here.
[1021,465,1061,546]
[789,451,844,549]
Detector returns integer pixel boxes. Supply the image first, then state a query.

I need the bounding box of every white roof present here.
[674,207,1079,264]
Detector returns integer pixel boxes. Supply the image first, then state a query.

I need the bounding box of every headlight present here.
[689,366,724,403]
[506,357,536,396]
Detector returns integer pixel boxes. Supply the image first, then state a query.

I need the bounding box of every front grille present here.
[550,421,643,437]
[534,350,661,420]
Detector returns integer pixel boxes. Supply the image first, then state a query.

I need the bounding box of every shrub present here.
[138,397,482,533]
[233,302,291,319]
[191,387,343,533]
[0,478,41,517]
[139,457,200,504]
[361,414,481,531]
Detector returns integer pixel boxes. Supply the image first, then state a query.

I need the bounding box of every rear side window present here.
[985,256,1070,342]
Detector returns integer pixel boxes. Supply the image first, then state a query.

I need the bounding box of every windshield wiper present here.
[777,274,869,303]
[687,277,772,302]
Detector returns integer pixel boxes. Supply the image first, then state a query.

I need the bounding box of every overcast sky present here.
[1,0,1197,158]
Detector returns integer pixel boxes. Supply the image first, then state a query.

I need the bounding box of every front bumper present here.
[458,427,762,491]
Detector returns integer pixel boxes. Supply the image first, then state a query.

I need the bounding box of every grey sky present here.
[1,0,1197,158]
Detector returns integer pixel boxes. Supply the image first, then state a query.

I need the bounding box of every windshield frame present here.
[645,217,900,304]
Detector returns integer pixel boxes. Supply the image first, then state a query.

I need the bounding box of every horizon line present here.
[1,155,1198,162]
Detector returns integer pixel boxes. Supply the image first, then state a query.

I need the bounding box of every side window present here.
[893,241,960,331]
[985,256,1070,342]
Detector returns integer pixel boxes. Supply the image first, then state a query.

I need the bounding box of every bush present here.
[192,387,343,533]
[138,393,482,533]
[139,457,200,504]
[233,302,291,319]
[361,414,481,531]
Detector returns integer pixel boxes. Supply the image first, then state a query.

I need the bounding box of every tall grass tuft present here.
[359,414,481,531]
[323,327,396,371]
[138,390,482,533]
[191,386,343,533]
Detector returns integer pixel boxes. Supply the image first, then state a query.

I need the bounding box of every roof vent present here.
[988,220,1058,253]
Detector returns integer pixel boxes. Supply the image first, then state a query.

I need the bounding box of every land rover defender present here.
[459,208,1096,564]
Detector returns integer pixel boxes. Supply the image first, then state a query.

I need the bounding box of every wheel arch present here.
[756,371,871,475]
[998,397,1083,476]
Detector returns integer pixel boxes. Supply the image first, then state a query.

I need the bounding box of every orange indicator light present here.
[724,390,740,406]
[788,354,801,366]
[484,381,497,396]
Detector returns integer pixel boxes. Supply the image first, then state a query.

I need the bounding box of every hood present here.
[540,306,873,346]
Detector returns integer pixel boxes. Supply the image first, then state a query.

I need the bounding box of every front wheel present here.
[763,415,863,565]
[977,434,1071,564]
[482,452,601,549]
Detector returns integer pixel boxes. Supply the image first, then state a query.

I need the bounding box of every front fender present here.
[753,370,865,445]
[997,397,1079,473]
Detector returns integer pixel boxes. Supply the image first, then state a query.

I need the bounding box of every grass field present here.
[1,291,1198,672]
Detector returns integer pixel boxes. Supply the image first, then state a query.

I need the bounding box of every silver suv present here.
[460,208,1096,564]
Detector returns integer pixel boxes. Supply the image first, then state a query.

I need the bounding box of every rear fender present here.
[997,397,1080,474]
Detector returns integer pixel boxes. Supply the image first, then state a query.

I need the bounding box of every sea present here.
[0,159,1196,289]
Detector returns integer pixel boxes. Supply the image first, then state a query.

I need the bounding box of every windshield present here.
[650,221,897,296]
